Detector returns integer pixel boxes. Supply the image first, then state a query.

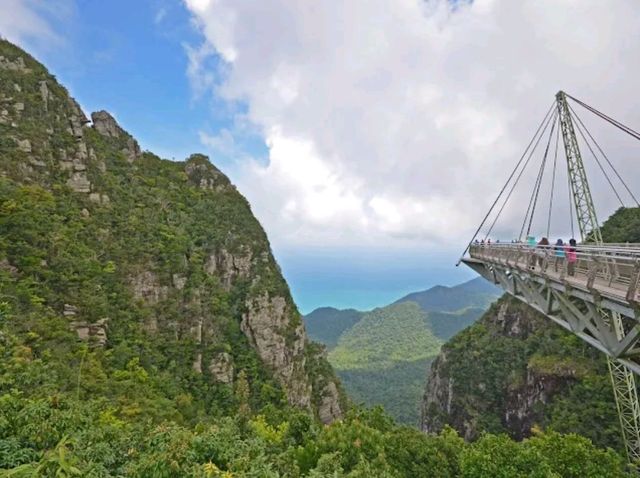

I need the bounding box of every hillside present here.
[426,307,489,341]
[0,38,349,471]
[421,207,640,455]
[395,277,500,312]
[304,307,363,350]
[329,302,441,370]
[304,279,500,424]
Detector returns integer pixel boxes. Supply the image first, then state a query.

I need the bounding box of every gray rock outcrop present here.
[0,55,28,71]
[241,293,312,408]
[91,110,141,162]
[209,352,234,383]
[420,296,590,441]
[91,110,124,138]
[70,318,108,346]
[318,382,342,424]
[205,248,253,290]
[67,172,91,193]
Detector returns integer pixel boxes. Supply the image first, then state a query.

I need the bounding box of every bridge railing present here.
[468,243,640,302]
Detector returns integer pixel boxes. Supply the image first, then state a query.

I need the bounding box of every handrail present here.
[469,243,640,259]
[468,243,640,304]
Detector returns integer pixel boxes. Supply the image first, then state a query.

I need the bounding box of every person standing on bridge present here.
[526,235,537,269]
[537,237,550,270]
[554,239,565,272]
[565,238,577,276]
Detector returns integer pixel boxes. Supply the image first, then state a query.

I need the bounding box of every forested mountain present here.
[304,279,501,424]
[0,38,345,474]
[0,39,631,477]
[328,302,440,425]
[421,207,640,456]
[304,307,363,350]
[395,277,500,312]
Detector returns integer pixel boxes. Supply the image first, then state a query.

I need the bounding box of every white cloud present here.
[0,0,71,47]
[184,0,640,250]
[154,7,167,25]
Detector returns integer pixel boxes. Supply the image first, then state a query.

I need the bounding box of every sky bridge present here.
[464,243,640,372]
[460,91,640,467]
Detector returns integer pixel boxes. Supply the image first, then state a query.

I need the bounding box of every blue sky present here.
[6,0,640,313]
[24,1,239,164]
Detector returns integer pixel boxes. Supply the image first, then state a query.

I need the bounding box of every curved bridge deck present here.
[463,243,640,374]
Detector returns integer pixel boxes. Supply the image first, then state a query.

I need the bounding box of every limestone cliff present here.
[0,39,343,422]
[420,294,622,451]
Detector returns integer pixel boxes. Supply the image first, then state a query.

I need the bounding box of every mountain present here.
[395,277,500,312]
[329,302,441,370]
[420,207,640,455]
[425,307,489,341]
[421,295,621,451]
[304,279,501,424]
[0,37,348,469]
[327,302,441,424]
[304,306,363,349]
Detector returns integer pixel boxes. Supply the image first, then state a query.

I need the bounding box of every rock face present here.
[0,38,343,423]
[91,110,141,162]
[205,247,253,290]
[420,294,611,445]
[0,55,28,71]
[318,381,342,424]
[209,352,234,384]
[91,110,123,138]
[70,319,109,347]
[504,364,580,439]
[241,294,312,408]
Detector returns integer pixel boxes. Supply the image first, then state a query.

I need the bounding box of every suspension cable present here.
[566,93,640,142]
[520,113,557,240]
[569,107,625,207]
[568,103,640,207]
[483,109,557,241]
[546,124,560,238]
[566,148,576,239]
[458,101,556,262]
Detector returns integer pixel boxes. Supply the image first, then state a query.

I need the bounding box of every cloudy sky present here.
[3,0,640,312]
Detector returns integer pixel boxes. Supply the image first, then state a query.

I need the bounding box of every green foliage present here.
[395,278,501,313]
[326,303,441,425]
[330,302,442,370]
[426,307,488,341]
[0,398,632,477]
[337,358,433,425]
[304,308,363,350]
[306,280,498,425]
[599,207,640,243]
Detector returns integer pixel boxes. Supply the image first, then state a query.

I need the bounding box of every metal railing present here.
[469,243,640,303]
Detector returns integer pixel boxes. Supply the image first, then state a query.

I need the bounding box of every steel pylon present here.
[556,90,640,467]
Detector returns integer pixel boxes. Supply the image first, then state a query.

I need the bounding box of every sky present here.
[3,0,640,313]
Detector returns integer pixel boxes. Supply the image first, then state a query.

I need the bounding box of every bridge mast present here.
[556,90,640,466]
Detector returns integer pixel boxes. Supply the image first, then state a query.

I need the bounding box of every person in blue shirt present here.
[554,238,565,272]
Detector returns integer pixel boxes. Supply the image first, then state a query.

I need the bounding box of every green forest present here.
[305,280,499,424]
[421,206,640,457]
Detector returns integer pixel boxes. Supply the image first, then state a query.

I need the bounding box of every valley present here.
[305,278,500,424]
